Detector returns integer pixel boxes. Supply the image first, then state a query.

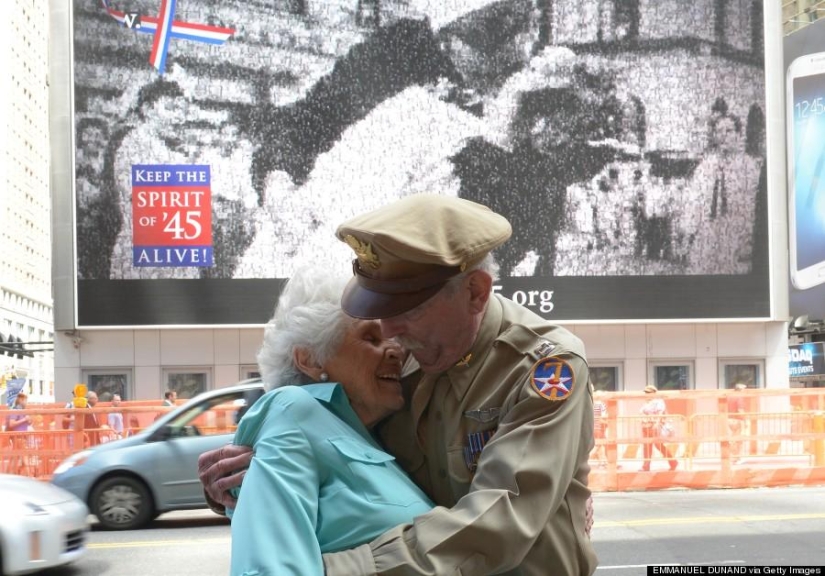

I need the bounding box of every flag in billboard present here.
[100,0,235,74]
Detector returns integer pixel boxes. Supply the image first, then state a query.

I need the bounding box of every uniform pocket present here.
[328,437,421,506]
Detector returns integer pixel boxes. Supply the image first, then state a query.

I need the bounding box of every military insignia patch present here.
[344,234,380,269]
[533,341,556,358]
[531,358,574,401]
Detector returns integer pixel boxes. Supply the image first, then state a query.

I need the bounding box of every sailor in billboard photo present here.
[71,0,771,323]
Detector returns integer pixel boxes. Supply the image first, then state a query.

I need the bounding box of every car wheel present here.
[90,476,154,530]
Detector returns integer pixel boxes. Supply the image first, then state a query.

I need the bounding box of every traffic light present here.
[0,334,34,358]
[15,336,31,358]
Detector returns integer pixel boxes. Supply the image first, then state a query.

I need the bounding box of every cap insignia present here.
[455,353,473,367]
[344,234,380,269]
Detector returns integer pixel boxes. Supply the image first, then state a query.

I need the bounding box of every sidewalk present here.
[590,454,825,491]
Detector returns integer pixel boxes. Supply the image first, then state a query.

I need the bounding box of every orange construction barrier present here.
[2,389,825,489]
[589,387,825,491]
[0,401,239,480]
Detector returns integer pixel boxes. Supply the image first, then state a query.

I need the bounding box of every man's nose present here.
[380,316,405,339]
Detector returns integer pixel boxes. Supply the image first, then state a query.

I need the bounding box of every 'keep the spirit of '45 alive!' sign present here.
[131,165,213,267]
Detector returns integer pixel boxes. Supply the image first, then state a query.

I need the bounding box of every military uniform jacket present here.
[323,294,597,575]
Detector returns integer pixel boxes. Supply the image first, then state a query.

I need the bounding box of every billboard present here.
[784,17,825,322]
[66,0,772,326]
[788,342,825,379]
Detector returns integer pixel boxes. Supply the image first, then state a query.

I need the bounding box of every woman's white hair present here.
[256,268,353,391]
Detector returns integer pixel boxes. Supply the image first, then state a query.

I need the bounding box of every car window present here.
[166,389,261,437]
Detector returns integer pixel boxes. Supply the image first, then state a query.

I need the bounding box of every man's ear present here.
[293,348,323,381]
[466,270,493,314]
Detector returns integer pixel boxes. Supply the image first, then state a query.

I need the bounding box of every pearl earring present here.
[320,372,329,382]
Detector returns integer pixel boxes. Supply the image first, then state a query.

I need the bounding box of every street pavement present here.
[43,486,825,575]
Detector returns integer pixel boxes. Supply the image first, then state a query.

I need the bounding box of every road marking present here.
[598,561,747,570]
[595,512,825,528]
[89,537,229,549]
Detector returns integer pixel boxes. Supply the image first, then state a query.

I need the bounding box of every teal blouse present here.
[228,384,433,576]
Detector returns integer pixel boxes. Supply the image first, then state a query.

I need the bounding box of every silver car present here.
[51,380,264,530]
[0,473,89,575]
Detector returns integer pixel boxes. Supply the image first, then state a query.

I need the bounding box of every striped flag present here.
[149,0,176,74]
[100,0,235,74]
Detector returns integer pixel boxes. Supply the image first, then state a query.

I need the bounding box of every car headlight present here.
[53,450,92,475]
[23,501,49,515]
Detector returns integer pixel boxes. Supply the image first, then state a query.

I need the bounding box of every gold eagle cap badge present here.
[344,235,380,269]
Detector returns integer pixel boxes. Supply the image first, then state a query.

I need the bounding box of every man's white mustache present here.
[394,336,425,351]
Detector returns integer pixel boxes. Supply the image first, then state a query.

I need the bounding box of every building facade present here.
[1,0,54,403]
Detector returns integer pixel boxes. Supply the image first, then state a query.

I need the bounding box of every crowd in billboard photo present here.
[73,0,768,286]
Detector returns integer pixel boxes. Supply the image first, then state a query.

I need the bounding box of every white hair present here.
[442,252,500,296]
[256,268,353,391]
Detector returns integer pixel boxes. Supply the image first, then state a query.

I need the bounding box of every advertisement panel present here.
[71,0,771,326]
[784,17,825,322]
[788,342,825,379]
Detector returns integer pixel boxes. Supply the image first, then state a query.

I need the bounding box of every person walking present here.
[639,385,678,471]
[727,383,748,463]
[107,394,124,440]
[592,394,609,467]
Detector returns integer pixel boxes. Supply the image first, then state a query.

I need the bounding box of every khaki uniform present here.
[323,294,596,575]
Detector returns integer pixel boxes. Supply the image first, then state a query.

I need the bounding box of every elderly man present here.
[199,194,597,575]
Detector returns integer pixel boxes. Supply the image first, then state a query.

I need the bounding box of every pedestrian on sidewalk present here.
[592,394,609,467]
[727,383,748,463]
[640,385,678,471]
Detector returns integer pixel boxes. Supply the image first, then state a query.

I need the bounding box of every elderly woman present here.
[228,269,433,576]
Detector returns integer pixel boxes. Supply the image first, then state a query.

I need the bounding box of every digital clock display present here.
[792,71,825,271]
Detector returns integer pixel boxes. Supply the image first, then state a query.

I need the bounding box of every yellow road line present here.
[89,538,229,549]
[596,512,825,528]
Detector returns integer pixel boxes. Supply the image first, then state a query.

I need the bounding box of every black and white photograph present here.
[72,0,771,325]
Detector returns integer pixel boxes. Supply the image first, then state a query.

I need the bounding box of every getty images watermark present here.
[648,567,822,575]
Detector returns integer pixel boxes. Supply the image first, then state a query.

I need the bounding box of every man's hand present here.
[197,444,253,511]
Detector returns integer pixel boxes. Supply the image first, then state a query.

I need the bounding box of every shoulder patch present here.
[530,357,575,401]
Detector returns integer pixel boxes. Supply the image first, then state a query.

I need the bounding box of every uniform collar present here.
[442,294,503,402]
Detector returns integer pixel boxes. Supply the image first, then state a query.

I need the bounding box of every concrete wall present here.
[53,320,789,400]
[54,327,264,401]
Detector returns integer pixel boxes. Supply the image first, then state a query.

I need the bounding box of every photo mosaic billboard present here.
[71,0,772,326]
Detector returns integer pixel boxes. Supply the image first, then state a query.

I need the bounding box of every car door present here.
[149,389,259,508]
